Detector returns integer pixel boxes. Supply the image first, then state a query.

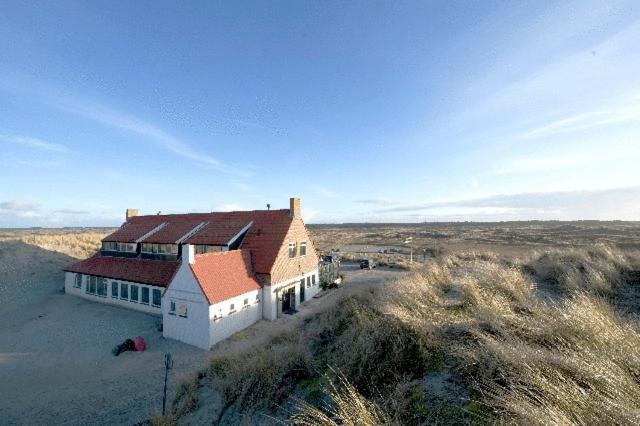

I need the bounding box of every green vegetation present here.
[158,244,640,425]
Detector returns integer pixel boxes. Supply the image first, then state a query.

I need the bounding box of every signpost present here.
[163,353,174,415]
[404,237,413,264]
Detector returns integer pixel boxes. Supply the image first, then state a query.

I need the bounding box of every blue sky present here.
[1,0,640,226]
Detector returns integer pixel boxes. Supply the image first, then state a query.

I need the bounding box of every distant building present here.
[64,197,320,349]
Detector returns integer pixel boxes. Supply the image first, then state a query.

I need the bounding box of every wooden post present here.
[163,353,174,415]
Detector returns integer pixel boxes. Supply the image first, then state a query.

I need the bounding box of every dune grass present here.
[158,245,640,425]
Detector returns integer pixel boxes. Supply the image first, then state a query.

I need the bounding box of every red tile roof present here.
[103,221,165,243]
[190,250,262,305]
[64,255,179,287]
[102,210,293,275]
[184,218,251,245]
[141,219,205,244]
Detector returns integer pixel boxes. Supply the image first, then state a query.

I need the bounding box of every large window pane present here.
[111,282,118,298]
[131,285,139,302]
[97,278,107,297]
[152,289,161,307]
[120,283,129,299]
[141,287,149,304]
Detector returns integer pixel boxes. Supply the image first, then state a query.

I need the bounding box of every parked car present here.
[360,259,376,269]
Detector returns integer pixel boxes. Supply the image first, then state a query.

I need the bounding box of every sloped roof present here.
[103,221,164,243]
[190,250,262,305]
[141,219,205,244]
[102,209,293,275]
[64,255,179,287]
[183,218,251,245]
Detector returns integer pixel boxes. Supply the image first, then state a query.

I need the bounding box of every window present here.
[102,241,117,251]
[141,287,150,304]
[142,243,178,254]
[120,283,129,300]
[119,243,136,252]
[195,245,224,254]
[178,304,188,317]
[131,285,139,303]
[300,241,307,256]
[288,242,297,258]
[307,276,311,288]
[214,308,222,321]
[97,278,107,297]
[312,274,316,285]
[111,282,118,298]
[102,241,136,252]
[169,300,176,315]
[74,274,82,288]
[88,276,97,295]
[152,289,161,307]
[243,298,249,309]
[255,293,260,304]
[229,303,236,313]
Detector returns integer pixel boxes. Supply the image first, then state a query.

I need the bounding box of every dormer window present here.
[288,242,296,258]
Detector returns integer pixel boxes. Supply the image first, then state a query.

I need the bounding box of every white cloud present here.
[0,135,73,154]
[520,96,640,140]
[372,186,640,221]
[0,200,38,212]
[316,186,339,198]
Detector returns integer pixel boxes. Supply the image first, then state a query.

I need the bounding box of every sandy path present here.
[0,243,403,425]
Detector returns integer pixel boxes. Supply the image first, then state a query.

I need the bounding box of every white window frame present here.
[169,300,176,315]
[152,289,161,307]
[288,242,296,258]
[74,274,82,288]
[300,241,307,256]
[120,283,129,300]
[130,285,139,303]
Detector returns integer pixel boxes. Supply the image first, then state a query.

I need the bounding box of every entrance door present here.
[282,287,295,312]
[300,279,306,303]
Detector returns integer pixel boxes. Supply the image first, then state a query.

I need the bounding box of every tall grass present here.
[164,245,640,425]
[0,229,112,259]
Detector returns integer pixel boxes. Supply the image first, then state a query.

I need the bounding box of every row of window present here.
[194,244,225,254]
[303,274,317,288]
[141,243,178,255]
[288,241,307,258]
[102,242,136,252]
[75,274,161,307]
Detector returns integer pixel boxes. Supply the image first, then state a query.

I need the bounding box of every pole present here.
[163,353,174,415]
[410,245,413,264]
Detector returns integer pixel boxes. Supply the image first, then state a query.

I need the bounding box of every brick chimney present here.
[125,208,138,221]
[289,197,301,219]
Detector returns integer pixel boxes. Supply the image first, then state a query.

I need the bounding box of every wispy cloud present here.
[0,200,38,212]
[354,199,398,206]
[316,186,339,198]
[520,98,640,140]
[0,134,73,154]
[53,208,89,215]
[0,81,251,177]
[0,200,41,218]
[492,148,640,175]
[51,96,231,169]
[373,187,640,221]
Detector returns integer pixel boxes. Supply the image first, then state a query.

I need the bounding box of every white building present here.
[64,197,320,350]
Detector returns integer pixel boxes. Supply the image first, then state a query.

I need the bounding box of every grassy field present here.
[3,223,640,425]
[150,222,640,425]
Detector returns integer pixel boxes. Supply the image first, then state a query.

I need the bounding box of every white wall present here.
[64,272,163,316]
[262,269,320,321]
[161,261,211,350]
[208,289,262,347]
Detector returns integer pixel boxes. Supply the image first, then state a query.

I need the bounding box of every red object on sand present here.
[134,336,147,352]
